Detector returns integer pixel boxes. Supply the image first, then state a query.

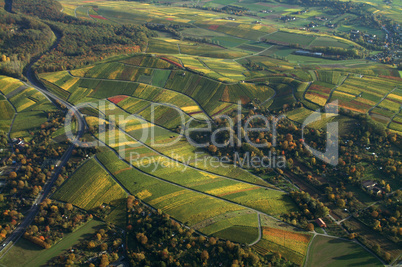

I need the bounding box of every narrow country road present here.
[368,86,397,113]
[248,213,262,246]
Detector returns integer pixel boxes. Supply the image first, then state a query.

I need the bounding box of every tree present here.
[96,233,102,241]
[337,199,346,208]
[8,172,17,179]
[31,225,38,233]
[198,236,205,243]
[208,144,217,154]
[100,243,108,251]
[100,254,109,267]
[385,184,391,193]
[373,220,381,230]
[201,250,209,262]
[87,241,96,249]
[306,223,314,231]
[348,233,356,239]
[65,203,73,211]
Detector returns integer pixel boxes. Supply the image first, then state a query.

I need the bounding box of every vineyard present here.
[93,123,296,218]
[53,158,127,210]
[95,148,258,237]
[330,76,400,113]
[0,100,15,120]
[0,76,57,139]
[253,227,312,265]
[305,81,333,106]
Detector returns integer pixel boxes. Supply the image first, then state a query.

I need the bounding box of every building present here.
[295,50,323,57]
[361,180,376,191]
[315,218,327,228]
[372,187,382,195]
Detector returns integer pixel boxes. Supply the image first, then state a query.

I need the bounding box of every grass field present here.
[305,235,383,267]
[264,31,316,47]
[0,220,104,267]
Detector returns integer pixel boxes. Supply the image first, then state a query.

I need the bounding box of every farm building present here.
[315,218,327,228]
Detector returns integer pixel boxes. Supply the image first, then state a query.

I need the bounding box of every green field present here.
[264,31,316,47]
[0,220,104,267]
[305,235,383,267]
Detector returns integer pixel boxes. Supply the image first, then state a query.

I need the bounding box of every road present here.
[248,213,262,246]
[0,29,86,258]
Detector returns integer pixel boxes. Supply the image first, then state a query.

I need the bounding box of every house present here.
[361,180,376,190]
[372,187,382,195]
[315,218,327,228]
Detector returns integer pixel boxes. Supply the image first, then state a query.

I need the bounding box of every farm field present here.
[53,158,127,210]
[89,101,275,187]
[96,148,258,238]
[0,220,104,267]
[0,76,57,139]
[0,100,15,120]
[330,76,400,114]
[7,0,401,265]
[253,226,312,265]
[263,31,316,47]
[99,126,278,204]
[286,107,315,124]
[41,57,276,118]
[305,235,383,267]
[92,122,296,217]
[305,81,334,106]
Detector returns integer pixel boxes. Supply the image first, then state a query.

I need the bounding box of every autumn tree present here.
[306,223,314,231]
[201,250,209,262]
